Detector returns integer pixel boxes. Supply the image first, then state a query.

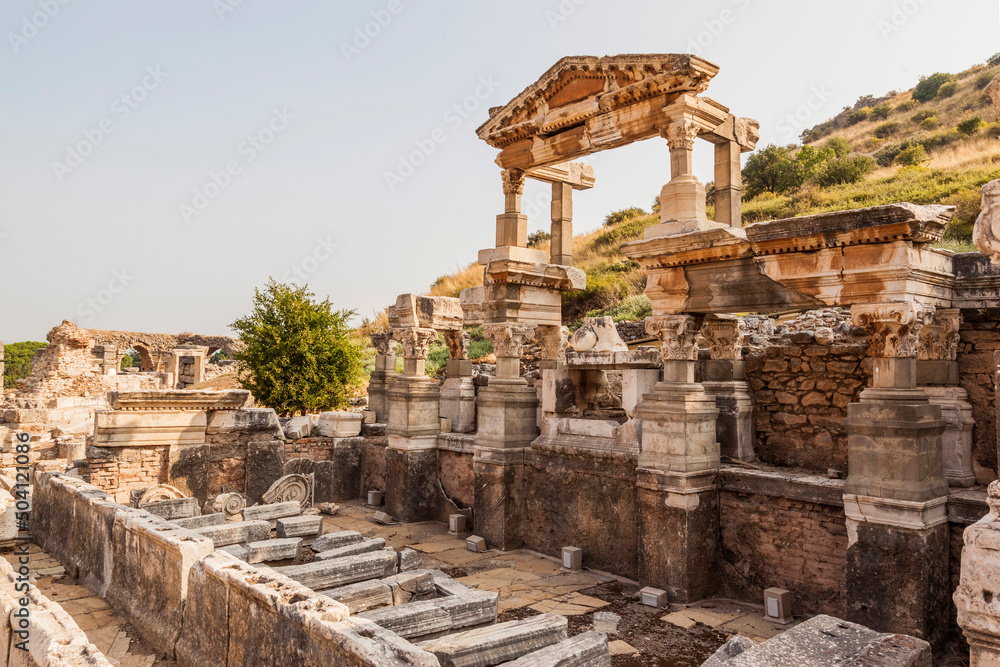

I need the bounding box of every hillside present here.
[427,57,1000,326]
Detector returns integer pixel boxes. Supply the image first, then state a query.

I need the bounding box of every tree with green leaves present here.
[230,279,364,416]
[4,341,48,389]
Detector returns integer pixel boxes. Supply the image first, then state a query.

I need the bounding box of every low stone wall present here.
[87,445,170,503]
[957,309,1000,472]
[362,426,388,496]
[0,557,114,666]
[284,437,363,502]
[437,449,474,510]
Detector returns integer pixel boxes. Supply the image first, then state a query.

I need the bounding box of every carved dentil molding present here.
[369,332,397,357]
[646,314,703,361]
[701,318,745,361]
[851,302,935,359]
[392,327,438,360]
[483,322,536,358]
[917,308,961,361]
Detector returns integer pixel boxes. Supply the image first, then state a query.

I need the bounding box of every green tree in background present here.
[230,279,363,416]
[4,342,49,389]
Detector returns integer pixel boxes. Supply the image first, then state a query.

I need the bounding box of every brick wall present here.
[88,446,169,503]
[958,309,1000,473]
[284,437,334,462]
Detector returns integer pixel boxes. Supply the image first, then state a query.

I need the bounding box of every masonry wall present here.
[957,308,1000,473]
[87,445,170,504]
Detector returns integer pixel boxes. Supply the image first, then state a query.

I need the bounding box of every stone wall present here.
[957,308,1000,473]
[87,445,170,502]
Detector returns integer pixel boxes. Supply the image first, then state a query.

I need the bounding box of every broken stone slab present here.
[242,501,301,524]
[500,631,611,667]
[429,570,478,598]
[284,415,314,440]
[315,537,386,561]
[172,513,226,530]
[703,614,931,665]
[317,411,363,438]
[418,614,569,667]
[437,590,500,630]
[384,571,437,605]
[247,538,303,564]
[357,598,453,639]
[373,511,393,525]
[399,547,422,571]
[320,579,394,614]
[141,496,199,520]
[311,530,366,553]
[273,548,397,590]
[218,544,248,561]
[192,520,271,547]
[701,635,757,667]
[390,293,464,331]
[276,515,322,538]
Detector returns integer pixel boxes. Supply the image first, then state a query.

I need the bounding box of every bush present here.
[896,100,919,112]
[919,117,938,131]
[230,279,364,416]
[896,145,928,167]
[824,136,852,158]
[816,155,877,187]
[3,342,48,389]
[527,230,551,248]
[603,207,645,227]
[873,122,900,139]
[977,71,997,90]
[989,53,1000,67]
[937,81,958,98]
[913,73,956,102]
[958,116,985,135]
[911,110,935,123]
[742,144,834,199]
[846,107,872,125]
[874,143,902,167]
[871,104,892,120]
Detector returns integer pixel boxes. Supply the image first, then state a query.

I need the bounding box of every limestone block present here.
[311,530,366,553]
[701,635,757,667]
[284,415,314,440]
[141,496,199,520]
[460,286,485,325]
[172,513,226,530]
[501,631,611,667]
[418,614,568,667]
[399,547,422,571]
[570,317,628,353]
[975,178,1000,264]
[358,590,498,639]
[206,408,281,436]
[243,500,301,524]
[384,570,437,605]
[247,538,303,564]
[276,515,322,538]
[390,293,464,331]
[441,377,477,434]
[0,490,17,548]
[218,544,249,561]
[315,538,387,561]
[94,409,207,447]
[192,519,271,547]
[318,411,363,437]
[320,579,394,614]
[273,549,398,590]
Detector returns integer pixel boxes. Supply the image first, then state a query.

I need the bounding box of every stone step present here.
[436,590,499,630]
[499,632,610,667]
[276,515,322,538]
[418,614,568,667]
[142,497,199,520]
[311,530,366,553]
[358,590,498,640]
[273,549,397,590]
[172,513,226,530]
[315,538,386,561]
[192,520,271,547]
[243,501,302,524]
[319,570,436,614]
[247,538,303,564]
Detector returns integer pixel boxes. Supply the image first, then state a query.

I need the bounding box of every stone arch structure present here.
[89,329,240,372]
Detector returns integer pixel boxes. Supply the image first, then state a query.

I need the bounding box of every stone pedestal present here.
[440,360,476,434]
[367,333,397,423]
[955,482,1000,666]
[924,385,975,487]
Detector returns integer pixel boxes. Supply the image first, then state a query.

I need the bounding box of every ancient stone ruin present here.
[6,53,1000,666]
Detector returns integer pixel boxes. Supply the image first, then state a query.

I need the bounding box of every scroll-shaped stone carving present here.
[262,473,313,510]
[138,484,186,506]
[918,308,961,361]
[370,333,397,357]
[483,323,536,358]
[570,317,628,353]
[851,302,934,359]
[974,179,1000,265]
[392,327,438,360]
[212,492,246,518]
[535,325,570,362]
[701,318,745,360]
[646,314,703,361]
[444,330,471,360]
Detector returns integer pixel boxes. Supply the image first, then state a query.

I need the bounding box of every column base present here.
[384,447,439,523]
[702,380,755,462]
[473,446,524,551]
[440,376,477,433]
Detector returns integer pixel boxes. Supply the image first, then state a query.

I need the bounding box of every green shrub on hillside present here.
[937,81,958,98]
[977,71,997,90]
[922,129,962,150]
[874,122,900,139]
[594,213,656,247]
[958,116,985,135]
[919,117,939,131]
[896,100,919,113]
[846,107,872,125]
[816,156,876,187]
[464,326,494,361]
[871,104,892,120]
[896,145,928,167]
[824,136,852,158]
[527,230,551,247]
[585,294,652,323]
[603,207,646,227]
[911,110,935,123]
[913,73,956,102]
[989,53,1000,67]
[4,342,49,389]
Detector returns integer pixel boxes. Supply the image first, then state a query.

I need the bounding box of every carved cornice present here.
[917,308,961,361]
[851,302,935,358]
[369,332,397,357]
[392,327,438,360]
[646,314,703,361]
[483,323,536,358]
[701,318,745,360]
[501,168,525,196]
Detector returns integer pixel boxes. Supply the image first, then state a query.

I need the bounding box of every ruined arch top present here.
[90,329,239,372]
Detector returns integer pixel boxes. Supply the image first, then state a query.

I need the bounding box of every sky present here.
[1,0,997,342]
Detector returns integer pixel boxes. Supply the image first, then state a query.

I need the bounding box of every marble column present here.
[550,182,573,267]
[385,326,440,522]
[713,140,743,229]
[473,322,537,550]
[844,302,950,650]
[440,330,476,433]
[637,314,720,603]
[367,333,397,423]
[496,168,528,248]
[700,317,755,462]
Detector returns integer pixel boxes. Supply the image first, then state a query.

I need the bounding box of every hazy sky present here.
[1,0,997,342]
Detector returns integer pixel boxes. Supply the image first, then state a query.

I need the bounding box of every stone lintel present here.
[472,446,525,466]
[564,349,662,370]
[525,161,595,190]
[387,435,439,452]
[718,465,845,507]
[947,488,989,526]
[636,467,716,495]
[843,494,948,530]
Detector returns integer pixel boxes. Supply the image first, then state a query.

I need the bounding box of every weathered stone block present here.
[418,613,568,667]
[315,538,387,561]
[242,500,301,524]
[276,515,322,538]
[247,537,303,564]
[311,530,365,553]
[273,549,398,590]
[317,411,363,438]
[192,519,271,547]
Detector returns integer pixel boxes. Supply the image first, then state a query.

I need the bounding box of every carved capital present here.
[646,314,703,361]
[664,119,700,152]
[851,303,935,359]
[700,318,745,360]
[501,168,525,196]
[483,322,536,358]
[369,332,397,357]
[444,330,471,360]
[535,325,570,362]
[917,308,961,361]
[392,327,437,360]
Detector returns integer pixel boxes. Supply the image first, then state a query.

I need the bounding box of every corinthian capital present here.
[392,327,437,360]
[700,318,745,361]
[483,322,536,358]
[851,302,935,359]
[917,308,961,361]
[646,314,703,361]
[665,119,700,151]
[369,332,397,357]
[501,168,525,196]
[534,325,569,362]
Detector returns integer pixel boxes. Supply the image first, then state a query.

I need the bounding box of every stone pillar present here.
[496,168,527,248]
[658,108,705,226]
[473,322,537,550]
[550,182,573,266]
[637,314,720,603]
[918,308,975,487]
[955,481,1000,665]
[440,330,476,433]
[713,140,742,229]
[367,333,397,423]
[700,317,754,462]
[844,302,950,650]
[385,327,440,522]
